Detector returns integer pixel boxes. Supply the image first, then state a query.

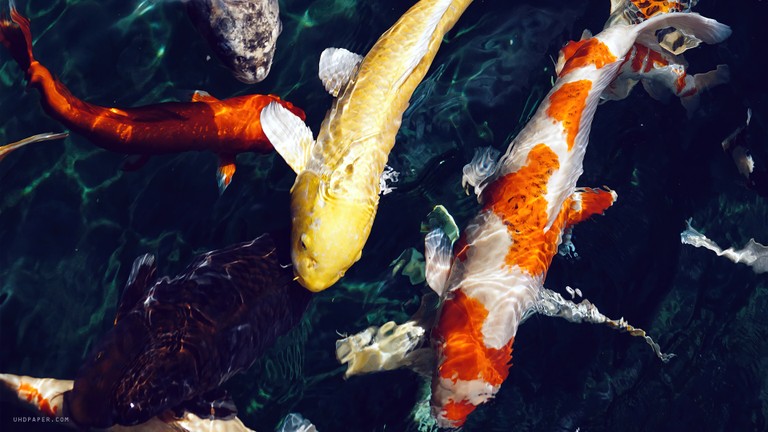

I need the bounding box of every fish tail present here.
[0,132,68,162]
[0,2,35,72]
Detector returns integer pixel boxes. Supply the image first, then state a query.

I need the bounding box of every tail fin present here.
[0,132,68,162]
[0,2,35,70]
[634,12,731,50]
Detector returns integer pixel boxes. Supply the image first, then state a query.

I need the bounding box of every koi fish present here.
[0,131,67,162]
[186,0,282,84]
[421,12,730,427]
[0,5,304,193]
[0,374,256,431]
[18,233,309,428]
[598,0,729,115]
[259,0,474,292]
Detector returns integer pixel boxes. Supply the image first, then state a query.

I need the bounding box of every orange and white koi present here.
[0,6,304,192]
[0,373,256,431]
[426,12,730,427]
[598,0,729,115]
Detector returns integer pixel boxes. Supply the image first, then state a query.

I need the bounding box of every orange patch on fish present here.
[631,0,687,20]
[558,38,617,77]
[18,383,57,417]
[440,400,477,427]
[675,73,687,94]
[436,291,514,386]
[547,80,593,151]
[482,144,569,276]
[631,44,648,72]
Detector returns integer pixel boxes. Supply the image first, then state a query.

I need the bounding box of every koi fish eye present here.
[299,234,309,250]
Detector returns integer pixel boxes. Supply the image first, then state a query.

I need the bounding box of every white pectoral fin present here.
[424,228,453,296]
[462,146,501,199]
[260,102,315,174]
[335,321,432,378]
[319,48,364,97]
[422,205,460,295]
[535,287,675,362]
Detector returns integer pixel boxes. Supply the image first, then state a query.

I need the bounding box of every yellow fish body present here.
[262,0,473,292]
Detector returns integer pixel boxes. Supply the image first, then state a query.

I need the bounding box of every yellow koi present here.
[261,0,473,292]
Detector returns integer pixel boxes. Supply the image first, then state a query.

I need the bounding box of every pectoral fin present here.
[191,90,219,103]
[335,320,431,378]
[422,205,460,295]
[424,229,453,296]
[115,254,157,325]
[260,102,315,174]
[217,155,237,194]
[462,146,501,199]
[319,48,363,97]
[566,187,618,226]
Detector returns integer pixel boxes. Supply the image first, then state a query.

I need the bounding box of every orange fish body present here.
[429,13,730,427]
[0,7,304,191]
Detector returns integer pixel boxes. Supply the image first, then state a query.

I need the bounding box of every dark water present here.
[1,0,767,431]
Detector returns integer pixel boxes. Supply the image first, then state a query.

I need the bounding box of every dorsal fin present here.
[115,254,157,325]
[318,48,364,97]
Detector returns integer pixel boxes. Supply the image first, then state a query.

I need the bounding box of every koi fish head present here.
[186,0,283,84]
[289,171,375,292]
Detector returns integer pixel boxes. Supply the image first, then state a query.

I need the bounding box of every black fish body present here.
[64,234,310,428]
[187,0,282,84]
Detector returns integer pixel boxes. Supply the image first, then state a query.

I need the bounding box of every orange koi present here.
[0,6,305,192]
[427,12,730,427]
